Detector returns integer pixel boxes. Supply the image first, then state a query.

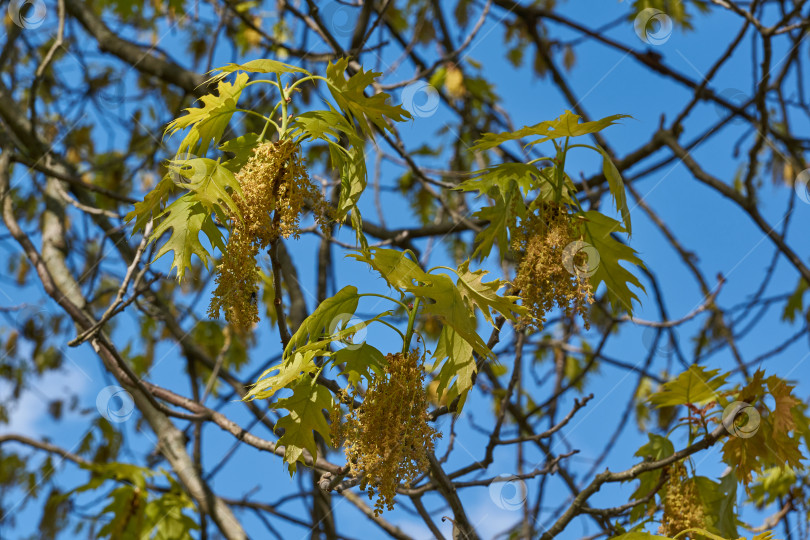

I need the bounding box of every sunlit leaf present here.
[149,194,225,280]
[273,379,333,475]
[648,365,728,407]
[166,72,250,156]
[245,350,319,400]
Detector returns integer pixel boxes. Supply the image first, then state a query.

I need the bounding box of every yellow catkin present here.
[332,350,439,515]
[512,202,593,330]
[659,462,705,537]
[208,140,328,331]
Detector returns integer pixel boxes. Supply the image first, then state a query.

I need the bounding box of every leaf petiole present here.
[357,293,410,312]
[402,297,421,353]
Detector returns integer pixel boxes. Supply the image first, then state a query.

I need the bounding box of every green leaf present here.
[454,260,526,324]
[148,495,197,540]
[597,146,632,234]
[349,247,495,363]
[294,312,392,356]
[749,466,795,508]
[692,475,738,537]
[149,194,225,280]
[782,278,808,322]
[579,210,645,314]
[166,72,249,156]
[294,108,368,223]
[470,187,522,261]
[97,485,146,538]
[635,432,675,460]
[472,110,630,150]
[326,58,411,137]
[220,132,260,172]
[285,286,360,356]
[168,158,242,220]
[293,107,359,144]
[431,325,476,409]
[411,272,492,361]
[146,478,198,540]
[715,472,738,537]
[273,379,333,475]
[246,350,319,400]
[471,123,559,151]
[125,176,175,234]
[527,110,631,145]
[350,206,369,251]
[334,143,367,222]
[215,59,308,76]
[629,434,673,522]
[648,365,728,407]
[333,343,385,386]
[456,163,543,198]
[347,247,424,293]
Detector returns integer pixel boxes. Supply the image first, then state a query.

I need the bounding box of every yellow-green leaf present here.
[166,72,249,156]
[326,58,411,138]
[285,286,360,357]
[454,260,526,324]
[472,110,630,151]
[149,194,224,280]
[273,379,333,475]
[648,365,728,407]
[214,59,308,76]
[245,350,318,401]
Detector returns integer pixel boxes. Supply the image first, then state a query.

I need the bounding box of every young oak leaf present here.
[293,108,368,222]
[285,286,360,357]
[168,158,242,221]
[273,379,333,475]
[454,260,526,324]
[325,58,411,138]
[430,325,476,410]
[294,313,391,356]
[166,72,249,156]
[219,132,260,172]
[720,424,766,485]
[470,187,523,260]
[579,210,645,315]
[596,145,632,235]
[525,110,631,146]
[749,466,796,508]
[125,176,175,234]
[149,194,225,280]
[214,59,308,76]
[609,534,670,540]
[628,433,673,522]
[471,110,630,151]
[245,350,319,401]
[347,247,426,294]
[333,343,385,386]
[648,365,728,407]
[409,272,492,361]
[348,248,495,368]
[781,277,807,323]
[765,375,800,435]
[456,163,543,199]
[692,474,737,538]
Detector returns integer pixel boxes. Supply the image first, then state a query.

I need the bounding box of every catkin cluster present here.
[209,140,328,331]
[512,202,593,330]
[658,462,705,537]
[331,350,439,515]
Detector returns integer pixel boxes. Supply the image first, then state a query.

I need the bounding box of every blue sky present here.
[1,0,809,538]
